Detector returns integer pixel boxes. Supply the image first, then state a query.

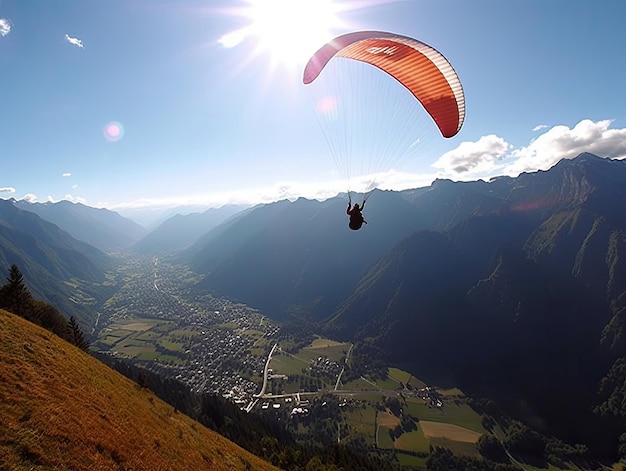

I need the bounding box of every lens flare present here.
[103,121,124,142]
[316,95,337,114]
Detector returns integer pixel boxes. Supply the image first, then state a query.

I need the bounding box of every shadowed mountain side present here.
[182,154,626,324]
[132,204,249,254]
[184,193,431,319]
[13,199,147,253]
[325,208,547,340]
[0,199,114,326]
[0,309,282,471]
[401,177,505,229]
[324,230,477,345]
[326,223,616,453]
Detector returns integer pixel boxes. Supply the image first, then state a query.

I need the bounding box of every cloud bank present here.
[432,119,626,179]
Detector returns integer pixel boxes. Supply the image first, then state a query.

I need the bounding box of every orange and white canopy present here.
[303,31,465,138]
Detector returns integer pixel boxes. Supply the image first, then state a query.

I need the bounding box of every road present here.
[334,343,353,390]
[254,343,278,398]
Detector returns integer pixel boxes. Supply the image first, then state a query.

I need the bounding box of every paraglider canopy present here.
[303,30,465,139]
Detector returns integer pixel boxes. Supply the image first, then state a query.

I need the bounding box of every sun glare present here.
[220,0,346,70]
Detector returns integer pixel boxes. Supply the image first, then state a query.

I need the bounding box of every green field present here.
[377,425,394,449]
[394,429,430,453]
[388,367,412,384]
[429,438,480,457]
[396,452,427,469]
[404,399,484,433]
[269,353,308,375]
[308,337,345,348]
[343,405,377,446]
[341,378,378,391]
[157,339,184,352]
[371,376,402,391]
[96,318,188,364]
[250,347,266,357]
[298,343,350,363]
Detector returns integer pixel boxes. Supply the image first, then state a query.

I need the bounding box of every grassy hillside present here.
[0,309,281,471]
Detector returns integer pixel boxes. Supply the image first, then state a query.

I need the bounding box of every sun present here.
[219,0,347,70]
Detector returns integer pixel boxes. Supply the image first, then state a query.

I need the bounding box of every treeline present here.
[97,356,405,471]
[0,264,89,351]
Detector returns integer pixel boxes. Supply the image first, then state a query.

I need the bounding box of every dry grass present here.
[377,410,401,428]
[0,310,281,471]
[419,420,482,443]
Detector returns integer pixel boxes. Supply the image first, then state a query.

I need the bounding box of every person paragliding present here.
[347,198,366,230]
[303,30,465,232]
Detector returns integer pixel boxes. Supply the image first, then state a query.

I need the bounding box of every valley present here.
[92,253,489,467]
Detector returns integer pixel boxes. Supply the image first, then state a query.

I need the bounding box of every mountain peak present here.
[558,152,614,167]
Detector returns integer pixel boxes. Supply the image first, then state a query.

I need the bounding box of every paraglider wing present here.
[303,31,465,138]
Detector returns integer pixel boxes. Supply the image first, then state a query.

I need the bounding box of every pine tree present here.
[0,264,33,318]
[67,316,90,352]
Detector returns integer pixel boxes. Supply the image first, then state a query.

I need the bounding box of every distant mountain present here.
[13,199,147,253]
[117,203,224,230]
[0,309,281,471]
[0,199,114,327]
[133,204,248,253]
[182,192,434,319]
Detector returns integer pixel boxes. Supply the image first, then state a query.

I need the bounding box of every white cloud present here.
[506,119,626,175]
[430,119,626,180]
[431,135,512,176]
[532,124,549,132]
[62,172,71,177]
[0,18,11,37]
[65,34,84,48]
[0,187,16,193]
[62,194,87,204]
[21,194,38,203]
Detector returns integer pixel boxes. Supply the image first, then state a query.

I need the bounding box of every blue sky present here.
[2,0,626,216]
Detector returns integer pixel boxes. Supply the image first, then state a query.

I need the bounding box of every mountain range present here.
[177,153,626,457]
[12,199,147,253]
[132,204,249,253]
[3,152,626,460]
[0,199,115,326]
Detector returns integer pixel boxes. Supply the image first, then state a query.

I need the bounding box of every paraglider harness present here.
[347,192,369,231]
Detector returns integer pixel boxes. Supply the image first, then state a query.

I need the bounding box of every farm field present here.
[396,452,427,469]
[342,405,377,446]
[429,438,481,458]
[394,429,430,454]
[95,318,194,364]
[419,421,482,443]
[298,339,351,363]
[404,398,485,433]
[269,352,308,375]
